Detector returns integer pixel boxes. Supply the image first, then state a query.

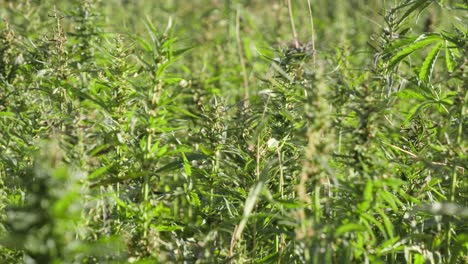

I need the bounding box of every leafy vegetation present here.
[0,0,466,263]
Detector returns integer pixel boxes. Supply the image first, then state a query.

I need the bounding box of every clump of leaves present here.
[0,0,466,263]
[1,141,86,263]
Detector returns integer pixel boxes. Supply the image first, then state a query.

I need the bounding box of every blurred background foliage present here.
[0,0,466,263]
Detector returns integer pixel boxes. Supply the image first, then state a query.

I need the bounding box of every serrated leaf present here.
[182,153,192,176]
[385,36,418,54]
[335,223,366,236]
[358,180,373,212]
[396,0,433,26]
[403,101,431,125]
[419,40,442,83]
[88,164,113,180]
[398,189,420,204]
[190,192,201,207]
[376,236,401,255]
[133,35,152,52]
[143,17,159,48]
[389,35,441,69]
[379,190,400,213]
[454,4,468,10]
[243,37,253,62]
[156,145,168,157]
[169,106,199,119]
[359,216,377,243]
[199,144,214,156]
[0,111,15,118]
[363,180,373,202]
[394,89,426,100]
[257,252,278,263]
[360,212,387,240]
[155,225,183,231]
[444,40,455,72]
[376,208,394,238]
[173,47,193,58]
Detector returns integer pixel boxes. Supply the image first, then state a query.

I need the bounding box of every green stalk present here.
[446,86,466,262]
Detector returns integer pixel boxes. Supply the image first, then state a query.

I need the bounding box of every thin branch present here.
[236,7,250,108]
[307,0,317,66]
[287,0,299,49]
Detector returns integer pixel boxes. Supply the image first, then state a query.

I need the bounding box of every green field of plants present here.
[0,0,466,263]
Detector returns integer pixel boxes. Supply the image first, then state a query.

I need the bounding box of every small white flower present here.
[179,79,188,88]
[267,138,279,149]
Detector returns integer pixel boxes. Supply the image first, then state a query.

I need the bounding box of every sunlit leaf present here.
[444,40,456,72]
[418,40,442,83]
[388,35,441,69]
[335,223,366,236]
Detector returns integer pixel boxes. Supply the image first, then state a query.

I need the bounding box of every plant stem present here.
[287,0,299,48]
[236,6,250,108]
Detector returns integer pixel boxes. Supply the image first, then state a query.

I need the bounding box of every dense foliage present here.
[0,0,466,263]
